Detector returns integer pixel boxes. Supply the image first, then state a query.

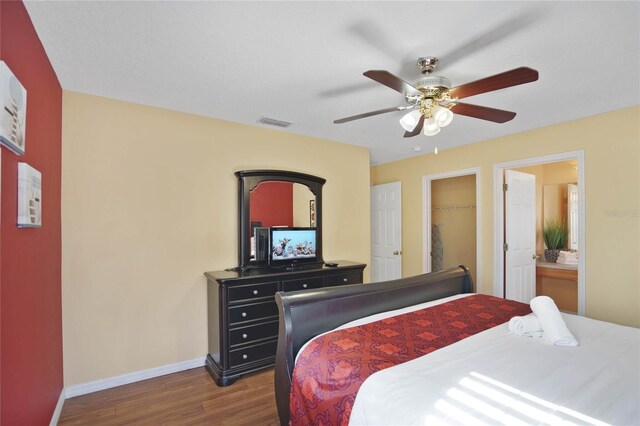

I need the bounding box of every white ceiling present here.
[24,1,639,164]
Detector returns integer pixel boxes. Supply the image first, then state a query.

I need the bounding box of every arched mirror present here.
[236,170,325,269]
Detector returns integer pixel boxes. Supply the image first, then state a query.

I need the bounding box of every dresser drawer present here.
[282,277,324,292]
[227,281,278,303]
[325,272,362,287]
[229,340,278,368]
[229,320,279,347]
[228,301,278,324]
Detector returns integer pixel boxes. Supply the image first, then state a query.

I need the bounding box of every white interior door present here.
[371,182,402,282]
[568,183,578,251]
[505,170,536,303]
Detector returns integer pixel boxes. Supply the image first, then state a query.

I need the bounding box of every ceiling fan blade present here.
[403,114,425,138]
[363,70,422,97]
[450,102,517,123]
[448,67,538,100]
[334,106,413,124]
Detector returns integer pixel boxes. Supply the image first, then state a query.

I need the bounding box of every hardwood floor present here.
[58,368,280,425]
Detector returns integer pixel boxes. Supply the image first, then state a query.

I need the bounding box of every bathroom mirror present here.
[543,183,578,250]
[236,170,325,269]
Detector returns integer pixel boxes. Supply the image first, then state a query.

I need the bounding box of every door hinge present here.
[503,183,508,192]
[503,243,509,252]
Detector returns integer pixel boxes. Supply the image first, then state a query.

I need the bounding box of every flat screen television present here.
[270,227,317,266]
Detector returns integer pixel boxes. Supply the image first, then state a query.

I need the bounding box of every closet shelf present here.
[431,205,476,211]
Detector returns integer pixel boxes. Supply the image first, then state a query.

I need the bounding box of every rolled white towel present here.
[530,296,579,347]
[508,314,543,337]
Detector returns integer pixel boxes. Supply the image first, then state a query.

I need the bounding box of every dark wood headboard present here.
[274,266,473,425]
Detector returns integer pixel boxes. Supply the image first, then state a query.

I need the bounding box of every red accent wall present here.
[0,2,63,425]
[250,182,293,228]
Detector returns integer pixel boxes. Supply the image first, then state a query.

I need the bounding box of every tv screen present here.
[270,227,317,263]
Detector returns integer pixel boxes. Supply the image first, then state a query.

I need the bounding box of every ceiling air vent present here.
[258,117,293,128]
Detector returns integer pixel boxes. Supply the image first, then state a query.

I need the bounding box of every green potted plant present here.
[543,219,568,262]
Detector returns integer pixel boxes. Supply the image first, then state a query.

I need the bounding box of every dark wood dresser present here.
[204,260,366,386]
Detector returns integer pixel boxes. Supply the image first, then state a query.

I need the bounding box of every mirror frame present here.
[236,170,326,269]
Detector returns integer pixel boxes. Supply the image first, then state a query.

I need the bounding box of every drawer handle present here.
[242,354,248,360]
[302,283,308,288]
[242,333,248,339]
[253,290,259,295]
[343,278,348,283]
[241,312,247,318]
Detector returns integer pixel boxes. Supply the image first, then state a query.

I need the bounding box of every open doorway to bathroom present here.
[423,168,480,290]
[510,161,579,312]
[494,151,585,315]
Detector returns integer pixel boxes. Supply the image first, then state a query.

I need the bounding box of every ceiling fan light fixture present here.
[434,105,454,127]
[399,109,422,132]
[424,125,441,136]
[424,116,439,132]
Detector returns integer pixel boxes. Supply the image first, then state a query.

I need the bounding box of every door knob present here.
[393,250,403,255]
[532,254,539,259]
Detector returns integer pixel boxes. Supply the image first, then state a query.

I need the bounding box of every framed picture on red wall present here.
[0,61,27,156]
[17,162,41,228]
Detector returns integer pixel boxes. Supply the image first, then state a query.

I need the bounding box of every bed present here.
[274,266,640,426]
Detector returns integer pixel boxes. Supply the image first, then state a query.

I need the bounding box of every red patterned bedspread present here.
[289,294,531,426]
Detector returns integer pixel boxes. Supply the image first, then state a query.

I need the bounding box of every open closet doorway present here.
[494,151,585,315]
[423,168,480,290]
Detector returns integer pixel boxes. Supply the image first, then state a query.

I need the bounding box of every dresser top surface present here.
[205,260,366,282]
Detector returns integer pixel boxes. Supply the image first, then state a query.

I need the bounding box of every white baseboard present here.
[49,388,66,426]
[64,357,206,399]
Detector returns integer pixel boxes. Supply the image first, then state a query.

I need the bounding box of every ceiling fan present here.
[334,57,539,137]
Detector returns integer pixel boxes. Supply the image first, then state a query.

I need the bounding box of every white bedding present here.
[348,306,640,425]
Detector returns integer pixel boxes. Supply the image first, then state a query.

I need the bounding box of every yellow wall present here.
[61,91,371,386]
[372,106,640,327]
